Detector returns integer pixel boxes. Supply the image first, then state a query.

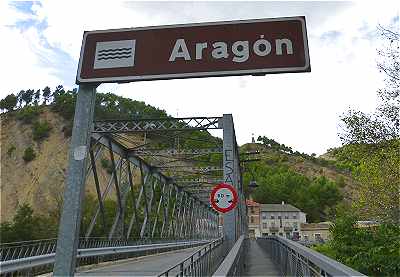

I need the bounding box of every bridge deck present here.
[75,245,203,276]
[244,239,281,277]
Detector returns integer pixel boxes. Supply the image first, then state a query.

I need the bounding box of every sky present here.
[1,1,399,155]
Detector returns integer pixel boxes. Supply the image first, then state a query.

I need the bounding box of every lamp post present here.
[248,179,258,190]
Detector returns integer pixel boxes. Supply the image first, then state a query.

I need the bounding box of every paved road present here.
[75,246,203,276]
[243,239,281,277]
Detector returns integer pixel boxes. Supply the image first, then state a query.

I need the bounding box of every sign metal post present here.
[222,114,237,248]
[53,84,97,276]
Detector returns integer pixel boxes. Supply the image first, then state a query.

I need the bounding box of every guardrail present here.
[0,239,210,276]
[257,236,367,277]
[158,237,226,277]
[212,235,245,277]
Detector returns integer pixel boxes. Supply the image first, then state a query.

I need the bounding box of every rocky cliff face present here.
[0,107,117,222]
[1,108,69,222]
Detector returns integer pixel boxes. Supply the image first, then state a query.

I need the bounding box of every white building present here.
[260,202,306,239]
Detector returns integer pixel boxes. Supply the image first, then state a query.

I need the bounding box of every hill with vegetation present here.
[0,86,174,223]
[240,136,357,223]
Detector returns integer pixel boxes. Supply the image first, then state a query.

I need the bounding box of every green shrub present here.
[23,147,36,162]
[51,89,76,120]
[7,145,16,157]
[16,106,41,124]
[0,203,59,243]
[32,121,52,141]
[314,214,400,276]
[101,158,114,174]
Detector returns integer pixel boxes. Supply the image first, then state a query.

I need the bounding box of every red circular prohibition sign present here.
[210,183,238,213]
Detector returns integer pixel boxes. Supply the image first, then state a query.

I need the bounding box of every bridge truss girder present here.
[93,117,222,133]
[85,133,219,240]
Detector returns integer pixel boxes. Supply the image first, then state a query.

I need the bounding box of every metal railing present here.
[0,237,194,262]
[158,237,226,277]
[0,239,210,276]
[212,235,246,277]
[0,238,57,262]
[258,236,366,277]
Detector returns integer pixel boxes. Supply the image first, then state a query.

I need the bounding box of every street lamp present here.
[248,179,258,190]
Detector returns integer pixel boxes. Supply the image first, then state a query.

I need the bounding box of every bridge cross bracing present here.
[82,116,231,240]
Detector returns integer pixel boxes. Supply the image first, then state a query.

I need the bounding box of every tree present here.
[12,204,36,241]
[33,89,41,106]
[53,85,65,97]
[337,141,400,224]
[17,90,24,108]
[340,25,399,144]
[339,25,399,224]
[21,89,35,107]
[42,86,51,104]
[376,25,399,135]
[313,213,400,276]
[247,161,342,222]
[0,221,15,243]
[52,88,77,120]
[0,204,59,243]
[0,94,17,112]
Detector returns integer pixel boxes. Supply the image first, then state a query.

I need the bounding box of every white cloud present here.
[0,1,33,26]
[2,1,398,154]
[0,25,62,95]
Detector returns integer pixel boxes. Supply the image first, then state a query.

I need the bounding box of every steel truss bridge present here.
[0,112,366,276]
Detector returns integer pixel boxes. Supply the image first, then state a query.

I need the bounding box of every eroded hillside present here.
[0,107,126,222]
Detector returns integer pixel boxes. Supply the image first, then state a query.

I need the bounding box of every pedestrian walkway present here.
[244,239,281,277]
[75,245,203,276]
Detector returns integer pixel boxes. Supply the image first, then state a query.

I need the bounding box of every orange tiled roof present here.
[246,199,260,206]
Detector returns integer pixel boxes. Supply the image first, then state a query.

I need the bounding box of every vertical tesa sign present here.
[76,16,310,83]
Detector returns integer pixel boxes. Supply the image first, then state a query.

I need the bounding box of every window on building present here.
[250,217,254,223]
[284,215,289,219]
[293,214,297,219]
[271,215,275,219]
[262,213,267,220]
[279,233,283,236]
[250,207,254,214]
[278,215,281,219]
[262,223,267,229]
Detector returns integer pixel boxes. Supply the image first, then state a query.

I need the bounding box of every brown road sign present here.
[76,16,310,84]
